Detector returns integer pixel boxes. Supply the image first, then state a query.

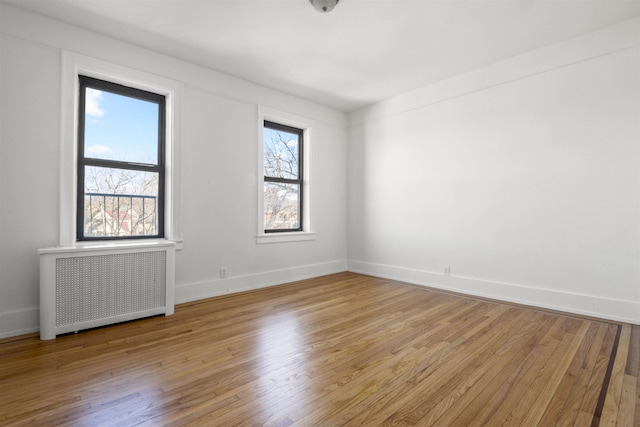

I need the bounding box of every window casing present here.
[263,121,304,233]
[257,106,315,244]
[77,76,166,241]
[60,52,183,247]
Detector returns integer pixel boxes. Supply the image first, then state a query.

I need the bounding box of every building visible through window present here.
[263,121,303,232]
[77,76,165,240]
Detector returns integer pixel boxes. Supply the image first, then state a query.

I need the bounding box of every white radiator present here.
[38,241,176,340]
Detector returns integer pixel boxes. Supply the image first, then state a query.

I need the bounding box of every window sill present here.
[38,239,182,255]
[256,232,317,244]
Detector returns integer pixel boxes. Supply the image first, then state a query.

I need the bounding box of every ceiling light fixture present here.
[309,0,339,13]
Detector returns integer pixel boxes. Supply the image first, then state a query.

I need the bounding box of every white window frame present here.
[60,52,183,247]
[257,106,316,244]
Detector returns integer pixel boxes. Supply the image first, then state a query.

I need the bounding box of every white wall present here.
[348,18,640,324]
[0,5,348,338]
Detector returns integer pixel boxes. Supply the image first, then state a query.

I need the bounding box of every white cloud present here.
[87,144,112,155]
[85,88,104,118]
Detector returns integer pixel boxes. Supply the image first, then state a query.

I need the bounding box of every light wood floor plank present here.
[541,322,604,426]
[601,324,632,426]
[0,272,636,426]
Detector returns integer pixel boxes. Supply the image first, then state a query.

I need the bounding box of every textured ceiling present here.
[4,0,640,111]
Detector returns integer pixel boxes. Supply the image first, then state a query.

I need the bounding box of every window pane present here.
[83,166,159,237]
[264,127,299,179]
[264,182,300,231]
[84,88,159,164]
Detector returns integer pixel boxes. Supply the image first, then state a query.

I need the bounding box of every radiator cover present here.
[39,242,176,340]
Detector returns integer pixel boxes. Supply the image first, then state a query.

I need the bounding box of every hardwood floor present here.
[0,272,638,426]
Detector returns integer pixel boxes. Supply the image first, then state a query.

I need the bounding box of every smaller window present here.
[77,76,165,241]
[263,121,303,233]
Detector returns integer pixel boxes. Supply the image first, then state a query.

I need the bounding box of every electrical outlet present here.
[220,267,227,279]
[444,266,451,276]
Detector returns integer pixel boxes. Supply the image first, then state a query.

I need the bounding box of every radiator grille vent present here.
[55,251,166,327]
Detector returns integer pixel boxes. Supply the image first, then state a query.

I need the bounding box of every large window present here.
[77,76,165,240]
[263,121,303,232]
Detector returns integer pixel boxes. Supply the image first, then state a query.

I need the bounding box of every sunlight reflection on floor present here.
[256,312,311,421]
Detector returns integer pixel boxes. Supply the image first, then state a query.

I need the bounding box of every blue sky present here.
[84,88,159,165]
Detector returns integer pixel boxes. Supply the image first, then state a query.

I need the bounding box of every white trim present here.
[348,260,640,325]
[176,259,347,303]
[257,106,315,243]
[60,52,184,246]
[0,309,39,339]
[256,232,317,244]
[38,239,176,255]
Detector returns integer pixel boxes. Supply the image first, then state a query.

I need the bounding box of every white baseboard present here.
[3,257,635,340]
[0,308,39,339]
[176,259,348,304]
[348,259,640,325]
